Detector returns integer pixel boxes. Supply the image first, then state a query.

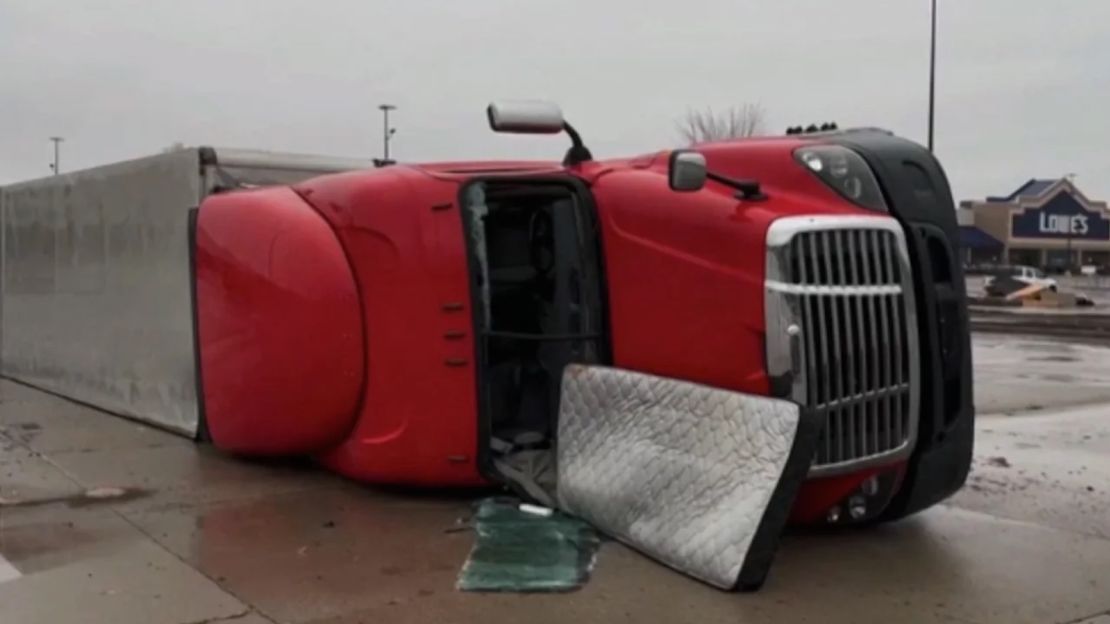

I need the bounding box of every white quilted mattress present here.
[554,364,817,590]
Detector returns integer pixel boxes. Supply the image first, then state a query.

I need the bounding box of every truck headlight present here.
[794,145,888,213]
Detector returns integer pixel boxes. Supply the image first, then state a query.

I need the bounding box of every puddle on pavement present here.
[0,423,42,451]
[457,498,600,593]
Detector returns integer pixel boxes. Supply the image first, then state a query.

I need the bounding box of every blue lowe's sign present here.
[1010,191,1110,240]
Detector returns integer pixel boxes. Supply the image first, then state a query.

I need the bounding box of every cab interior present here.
[461,179,606,501]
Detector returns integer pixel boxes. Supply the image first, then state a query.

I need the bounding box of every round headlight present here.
[842,176,863,199]
[800,151,824,173]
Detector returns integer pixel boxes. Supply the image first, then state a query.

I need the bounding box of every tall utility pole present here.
[927,0,937,152]
[378,104,397,161]
[49,136,64,174]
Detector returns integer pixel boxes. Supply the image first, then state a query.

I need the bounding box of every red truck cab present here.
[194,102,973,525]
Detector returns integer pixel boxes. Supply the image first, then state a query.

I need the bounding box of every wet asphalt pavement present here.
[2,334,1110,624]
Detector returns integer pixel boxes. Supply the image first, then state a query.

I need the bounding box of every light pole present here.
[49,136,64,174]
[927,0,937,152]
[378,104,397,162]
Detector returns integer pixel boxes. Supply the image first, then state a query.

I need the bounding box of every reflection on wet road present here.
[973,333,1110,414]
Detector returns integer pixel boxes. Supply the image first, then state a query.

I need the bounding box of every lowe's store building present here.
[958,178,1110,271]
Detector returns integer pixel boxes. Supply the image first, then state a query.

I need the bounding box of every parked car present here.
[985,265,1057,291]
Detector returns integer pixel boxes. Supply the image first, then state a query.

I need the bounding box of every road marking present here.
[0,554,21,583]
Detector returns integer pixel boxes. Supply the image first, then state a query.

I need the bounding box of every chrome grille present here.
[764,216,919,476]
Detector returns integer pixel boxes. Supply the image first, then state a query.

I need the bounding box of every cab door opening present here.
[461,179,607,501]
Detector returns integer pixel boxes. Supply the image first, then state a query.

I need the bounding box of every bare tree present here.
[677,104,767,144]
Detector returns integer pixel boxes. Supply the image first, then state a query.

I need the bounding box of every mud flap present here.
[555,365,820,590]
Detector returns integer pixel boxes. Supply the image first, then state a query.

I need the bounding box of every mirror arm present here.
[705,171,767,201]
[562,122,594,166]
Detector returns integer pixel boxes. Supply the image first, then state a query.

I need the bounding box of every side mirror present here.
[487,101,565,134]
[669,150,707,192]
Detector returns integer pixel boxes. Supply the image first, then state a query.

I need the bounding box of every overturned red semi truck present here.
[190,102,973,526]
[0,103,972,533]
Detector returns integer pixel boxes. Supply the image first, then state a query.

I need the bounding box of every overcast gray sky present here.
[1,0,1107,202]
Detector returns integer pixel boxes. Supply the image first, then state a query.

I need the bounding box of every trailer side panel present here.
[1,150,205,434]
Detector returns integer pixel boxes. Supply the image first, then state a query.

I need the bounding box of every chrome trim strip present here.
[864,230,881,457]
[841,230,858,460]
[764,282,903,295]
[765,214,901,247]
[879,233,895,450]
[828,230,845,463]
[891,244,906,445]
[812,233,832,462]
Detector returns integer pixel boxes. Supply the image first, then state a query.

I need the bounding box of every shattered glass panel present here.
[457,498,600,593]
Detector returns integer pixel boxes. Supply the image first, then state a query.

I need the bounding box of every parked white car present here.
[985,265,1058,291]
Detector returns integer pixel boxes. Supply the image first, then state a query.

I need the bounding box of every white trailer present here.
[0,147,373,434]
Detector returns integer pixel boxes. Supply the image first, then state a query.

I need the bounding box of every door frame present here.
[456,174,612,481]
